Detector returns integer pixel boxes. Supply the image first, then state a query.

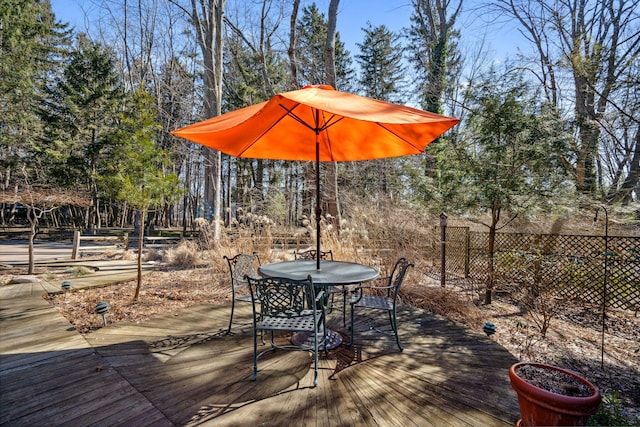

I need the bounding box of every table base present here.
[291,329,343,351]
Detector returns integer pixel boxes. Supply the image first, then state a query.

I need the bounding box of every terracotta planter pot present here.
[509,362,601,426]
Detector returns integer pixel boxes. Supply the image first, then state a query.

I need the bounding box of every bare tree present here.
[1,181,89,274]
[288,0,301,89]
[324,0,341,228]
[169,0,226,243]
[496,0,640,198]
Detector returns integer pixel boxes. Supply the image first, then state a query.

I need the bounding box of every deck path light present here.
[95,301,110,326]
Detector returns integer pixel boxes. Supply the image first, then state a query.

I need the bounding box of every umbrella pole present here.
[315,130,321,270]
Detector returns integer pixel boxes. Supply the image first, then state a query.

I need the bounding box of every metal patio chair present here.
[223,253,261,334]
[294,249,349,324]
[246,275,325,386]
[293,249,334,262]
[349,257,414,351]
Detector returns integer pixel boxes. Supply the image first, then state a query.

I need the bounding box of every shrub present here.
[165,240,201,268]
[588,392,639,426]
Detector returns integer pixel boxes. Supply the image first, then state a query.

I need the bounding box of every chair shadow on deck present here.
[92,324,318,425]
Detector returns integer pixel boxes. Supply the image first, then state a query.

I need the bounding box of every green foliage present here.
[42,36,125,189]
[407,0,462,114]
[108,89,180,211]
[438,68,572,220]
[296,3,354,90]
[588,392,640,426]
[265,191,287,225]
[223,35,279,109]
[356,22,405,103]
[0,0,71,185]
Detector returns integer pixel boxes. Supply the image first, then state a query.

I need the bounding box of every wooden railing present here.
[71,230,128,259]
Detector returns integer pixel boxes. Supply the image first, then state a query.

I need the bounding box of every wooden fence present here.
[434,227,640,312]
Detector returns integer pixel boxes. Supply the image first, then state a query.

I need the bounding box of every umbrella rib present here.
[235,105,294,157]
[375,122,426,153]
[278,104,344,133]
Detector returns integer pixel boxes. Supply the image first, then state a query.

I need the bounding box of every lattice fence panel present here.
[442,230,639,311]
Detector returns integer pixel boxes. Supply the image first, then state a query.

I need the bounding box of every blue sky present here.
[50,0,523,60]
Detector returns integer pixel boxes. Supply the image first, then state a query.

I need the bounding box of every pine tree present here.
[0,0,71,190]
[348,23,406,198]
[109,88,179,301]
[355,22,405,103]
[296,3,354,90]
[43,36,125,228]
[449,69,571,304]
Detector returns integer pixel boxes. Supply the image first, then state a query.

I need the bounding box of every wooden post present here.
[465,229,470,278]
[440,213,447,288]
[71,230,80,260]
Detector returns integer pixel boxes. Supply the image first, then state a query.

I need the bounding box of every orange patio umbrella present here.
[172,85,459,268]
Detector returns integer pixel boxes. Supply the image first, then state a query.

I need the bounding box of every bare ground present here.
[2,259,639,422]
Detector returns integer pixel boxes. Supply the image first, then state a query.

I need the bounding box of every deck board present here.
[1,282,520,426]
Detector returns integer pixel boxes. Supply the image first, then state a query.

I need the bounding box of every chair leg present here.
[313,328,319,386]
[252,329,258,381]
[391,309,403,352]
[227,297,236,334]
[349,304,355,347]
[342,287,347,326]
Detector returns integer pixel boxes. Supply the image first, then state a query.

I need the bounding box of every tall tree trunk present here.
[134,207,145,301]
[324,0,341,230]
[288,0,301,89]
[411,0,462,176]
[484,200,501,305]
[189,0,225,245]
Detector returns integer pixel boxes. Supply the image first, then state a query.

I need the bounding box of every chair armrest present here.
[349,278,393,305]
[350,283,393,292]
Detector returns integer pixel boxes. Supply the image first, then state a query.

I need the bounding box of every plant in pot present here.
[509,362,602,426]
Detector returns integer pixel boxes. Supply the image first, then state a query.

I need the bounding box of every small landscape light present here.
[95,301,110,326]
[61,281,71,297]
[483,322,497,336]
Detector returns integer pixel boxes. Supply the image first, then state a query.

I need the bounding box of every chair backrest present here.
[387,258,414,300]
[247,275,317,319]
[224,253,261,288]
[294,249,333,261]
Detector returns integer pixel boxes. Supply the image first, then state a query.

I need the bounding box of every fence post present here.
[465,229,470,278]
[440,213,447,287]
[71,230,80,260]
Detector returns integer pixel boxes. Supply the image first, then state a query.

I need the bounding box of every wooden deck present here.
[1,281,521,426]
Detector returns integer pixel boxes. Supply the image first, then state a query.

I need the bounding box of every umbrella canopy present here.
[172,85,460,268]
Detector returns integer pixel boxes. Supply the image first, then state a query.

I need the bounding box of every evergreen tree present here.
[296,3,354,90]
[355,22,405,103]
[109,88,179,301]
[446,68,572,304]
[0,0,71,191]
[43,36,125,228]
[347,22,406,198]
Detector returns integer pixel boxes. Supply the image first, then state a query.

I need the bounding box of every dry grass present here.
[402,283,484,326]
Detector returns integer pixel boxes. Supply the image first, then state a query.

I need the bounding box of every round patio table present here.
[258,260,379,350]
